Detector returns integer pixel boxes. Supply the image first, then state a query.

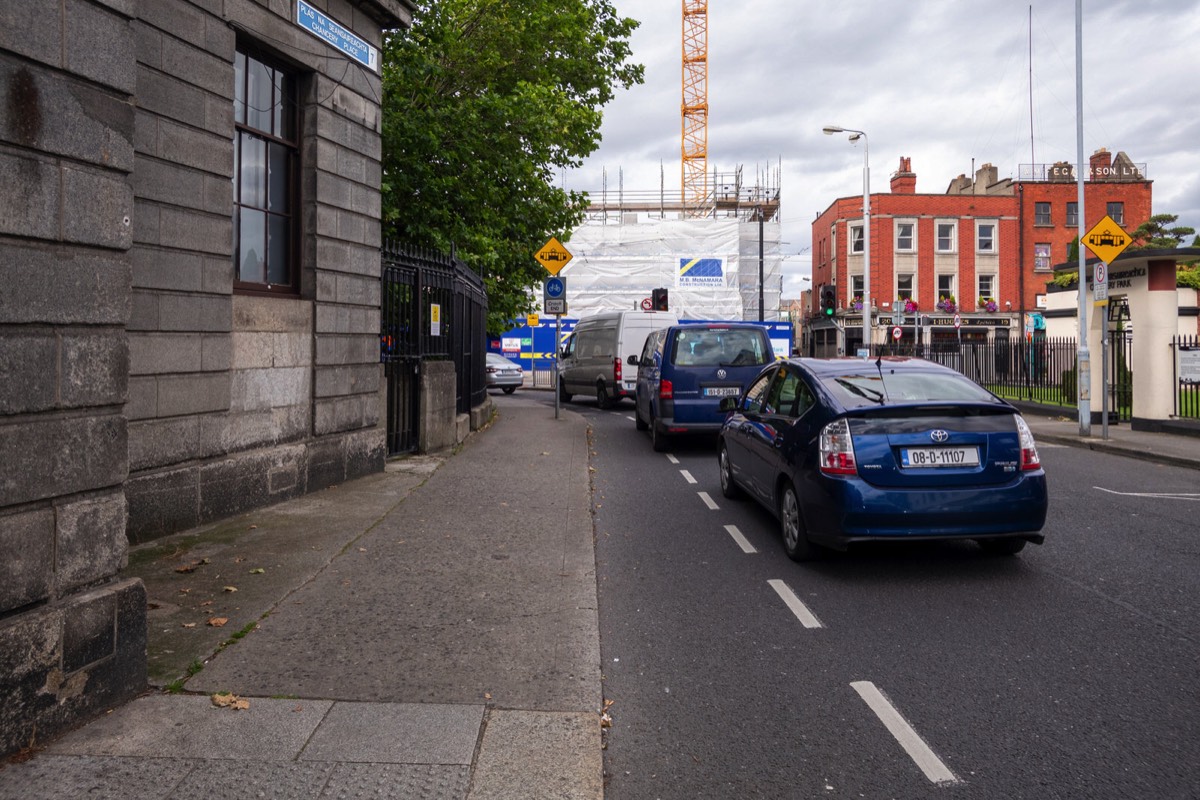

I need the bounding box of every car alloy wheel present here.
[719,444,743,499]
[781,482,815,562]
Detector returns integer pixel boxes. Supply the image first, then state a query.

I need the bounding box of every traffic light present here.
[819,285,836,317]
[651,287,669,311]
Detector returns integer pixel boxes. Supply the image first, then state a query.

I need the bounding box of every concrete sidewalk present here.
[1,391,1196,799]
[0,398,601,800]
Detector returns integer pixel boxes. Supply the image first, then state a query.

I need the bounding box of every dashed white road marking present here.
[665,454,680,465]
[697,491,719,510]
[1095,486,1200,501]
[724,524,757,554]
[625,415,636,422]
[767,579,823,629]
[680,470,697,484]
[850,681,960,786]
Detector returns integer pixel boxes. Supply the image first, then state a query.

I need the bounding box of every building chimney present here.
[1090,147,1112,179]
[890,156,916,194]
[974,163,998,193]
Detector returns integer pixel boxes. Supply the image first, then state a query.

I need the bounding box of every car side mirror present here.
[627,355,639,366]
[719,396,739,412]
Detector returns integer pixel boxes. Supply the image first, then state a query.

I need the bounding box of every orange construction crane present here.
[681,0,708,217]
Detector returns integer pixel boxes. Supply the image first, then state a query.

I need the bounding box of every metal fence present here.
[1172,335,1200,419]
[380,241,488,455]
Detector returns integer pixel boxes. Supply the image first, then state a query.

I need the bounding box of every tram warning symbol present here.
[535,237,573,275]
[1083,215,1132,264]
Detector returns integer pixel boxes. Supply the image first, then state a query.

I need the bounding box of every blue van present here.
[632,323,775,451]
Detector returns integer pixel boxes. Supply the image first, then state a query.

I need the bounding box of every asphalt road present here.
[550,392,1200,800]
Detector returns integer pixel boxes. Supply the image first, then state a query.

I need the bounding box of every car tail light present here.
[819,418,857,476]
[614,357,622,383]
[1015,415,1041,470]
[659,378,674,400]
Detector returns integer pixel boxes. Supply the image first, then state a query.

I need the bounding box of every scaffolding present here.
[564,164,785,322]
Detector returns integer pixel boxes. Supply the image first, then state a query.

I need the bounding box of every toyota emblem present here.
[929,429,949,442]
[716,368,727,379]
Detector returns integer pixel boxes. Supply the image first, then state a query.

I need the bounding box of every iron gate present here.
[380,241,488,455]
[1108,329,1133,422]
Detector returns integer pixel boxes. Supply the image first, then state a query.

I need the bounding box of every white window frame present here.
[936,221,956,253]
[1034,243,1051,272]
[936,274,955,301]
[896,273,915,302]
[849,222,864,255]
[850,274,864,307]
[978,274,996,302]
[976,220,997,254]
[895,219,916,252]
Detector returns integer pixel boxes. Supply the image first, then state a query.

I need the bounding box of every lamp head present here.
[822,126,843,135]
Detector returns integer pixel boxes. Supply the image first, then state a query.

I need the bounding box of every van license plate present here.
[704,387,741,397]
[901,447,980,467]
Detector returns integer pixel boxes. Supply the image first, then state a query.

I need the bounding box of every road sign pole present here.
[554,314,561,420]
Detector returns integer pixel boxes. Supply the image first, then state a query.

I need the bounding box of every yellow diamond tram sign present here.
[535,236,573,275]
[1083,215,1132,264]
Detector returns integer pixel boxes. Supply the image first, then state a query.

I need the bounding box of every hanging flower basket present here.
[902,298,919,313]
[936,295,957,313]
[978,297,998,312]
[851,296,863,311]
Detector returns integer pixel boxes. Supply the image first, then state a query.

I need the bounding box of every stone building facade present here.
[1,0,413,757]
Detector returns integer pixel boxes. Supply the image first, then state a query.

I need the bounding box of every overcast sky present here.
[562,1,1200,298]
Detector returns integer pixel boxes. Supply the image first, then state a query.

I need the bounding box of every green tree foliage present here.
[380,0,643,332]
[1128,213,1196,250]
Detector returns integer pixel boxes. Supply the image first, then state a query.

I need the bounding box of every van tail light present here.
[659,378,674,400]
[818,418,857,476]
[1015,415,1041,470]
[614,357,622,383]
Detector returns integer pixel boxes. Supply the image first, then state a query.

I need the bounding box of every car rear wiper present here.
[835,378,885,404]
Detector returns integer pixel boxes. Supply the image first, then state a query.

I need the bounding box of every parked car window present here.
[672,328,769,367]
[823,369,997,409]
[742,369,774,414]
[766,370,806,417]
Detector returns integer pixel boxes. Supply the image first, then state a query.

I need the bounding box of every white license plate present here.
[704,386,741,397]
[901,446,980,468]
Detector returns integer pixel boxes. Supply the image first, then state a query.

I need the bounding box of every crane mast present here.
[681,0,708,217]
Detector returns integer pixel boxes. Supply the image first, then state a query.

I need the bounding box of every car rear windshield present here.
[821,370,1000,408]
[670,328,770,367]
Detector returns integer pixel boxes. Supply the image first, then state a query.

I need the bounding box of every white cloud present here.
[564,1,1200,298]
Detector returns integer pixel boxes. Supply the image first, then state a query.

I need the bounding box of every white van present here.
[558,310,678,408]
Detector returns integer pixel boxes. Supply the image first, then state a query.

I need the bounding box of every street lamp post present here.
[823,125,870,356]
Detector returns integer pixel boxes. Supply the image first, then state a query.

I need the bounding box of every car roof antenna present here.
[874,356,890,402]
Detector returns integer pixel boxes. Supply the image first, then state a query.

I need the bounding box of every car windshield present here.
[671,328,769,367]
[822,370,998,408]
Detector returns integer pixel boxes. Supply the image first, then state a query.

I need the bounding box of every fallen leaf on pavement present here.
[211,692,250,710]
[249,568,265,574]
[248,525,258,529]
[181,622,196,628]
[174,563,198,573]
[207,617,228,627]
[223,586,238,593]
[200,600,213,607]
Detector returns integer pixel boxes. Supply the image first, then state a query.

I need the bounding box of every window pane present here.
[267,213,289,285]
[1107,202,1124,224]
[232,132,240,201]
[240,133,266,209]
[897,223,913,250]
[268,141,289,213]
[247,57,273,133]
[937,223,954,251]
[273,70,293,140]
[234,51,246,125]
[238,208,266,283]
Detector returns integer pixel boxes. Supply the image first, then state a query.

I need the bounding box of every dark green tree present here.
[1127,213,1196,250]
[380,0,643,332]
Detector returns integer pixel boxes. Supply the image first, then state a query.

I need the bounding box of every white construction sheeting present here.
[553,216,781,321]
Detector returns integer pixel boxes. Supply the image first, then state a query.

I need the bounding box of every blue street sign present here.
[545,277,566,298]
[296,0,379,72]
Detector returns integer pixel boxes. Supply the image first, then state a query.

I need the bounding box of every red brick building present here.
[809,148,1152,354]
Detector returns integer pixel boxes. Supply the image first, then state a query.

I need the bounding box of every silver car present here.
[486,352,524,393]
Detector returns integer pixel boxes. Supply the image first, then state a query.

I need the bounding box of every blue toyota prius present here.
[717,356,1048,561]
